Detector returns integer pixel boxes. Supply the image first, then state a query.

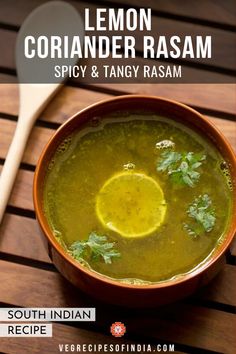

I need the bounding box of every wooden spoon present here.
[0,1,83,223]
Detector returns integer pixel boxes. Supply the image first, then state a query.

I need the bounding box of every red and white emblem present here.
[110,322,126,337]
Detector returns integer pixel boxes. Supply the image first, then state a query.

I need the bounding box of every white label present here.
[0,308,95,322]
[0,324,52,337]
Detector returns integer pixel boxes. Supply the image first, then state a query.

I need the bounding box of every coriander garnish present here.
[70,232,120,264]
[157,151,206,187]
[184,194,216,238]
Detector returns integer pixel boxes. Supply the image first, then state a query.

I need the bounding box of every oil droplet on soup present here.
[43,115,233,283]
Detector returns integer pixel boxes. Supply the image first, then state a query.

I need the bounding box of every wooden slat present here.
[95,83,236,115]
[197,264,236,306]
[0,83,113,120]
[0,166,34,211]
[0,119,54,166]
[0,213,50,263]
[0,29,16,70]
[0,260,234,353]
[0,259,90,307]
[0,212,235,308]
[1,83,236,118]
[99,0,236,28]
[208,117,236,151]
[230,237,236,256]
[0,1,235,71]
[0,73,17,83]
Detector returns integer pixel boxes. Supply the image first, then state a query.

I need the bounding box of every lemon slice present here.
[96,172,167,238]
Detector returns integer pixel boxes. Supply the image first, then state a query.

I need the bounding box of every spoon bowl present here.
[0,1,84,223]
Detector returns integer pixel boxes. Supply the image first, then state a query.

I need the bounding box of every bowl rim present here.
[33,94,236,290]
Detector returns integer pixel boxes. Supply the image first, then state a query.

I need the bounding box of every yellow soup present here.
[44,115,232,284]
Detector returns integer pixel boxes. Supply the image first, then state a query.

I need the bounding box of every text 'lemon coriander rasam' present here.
[96,172,167,238]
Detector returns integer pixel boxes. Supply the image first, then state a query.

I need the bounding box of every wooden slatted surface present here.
[0,1,235,353]
[1,0,235,71]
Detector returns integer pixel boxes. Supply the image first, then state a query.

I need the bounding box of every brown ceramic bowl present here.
[33,95,236,307]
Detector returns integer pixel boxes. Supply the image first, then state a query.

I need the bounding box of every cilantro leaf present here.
[157,151,206,187]
[70,232,121,264]
[157,151,182,172]
[184,194,216,238]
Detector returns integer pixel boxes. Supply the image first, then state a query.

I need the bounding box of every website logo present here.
[110,322,126,338]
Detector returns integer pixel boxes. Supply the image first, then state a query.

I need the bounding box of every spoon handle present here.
[0,84,61,224]
[0,120,34,223]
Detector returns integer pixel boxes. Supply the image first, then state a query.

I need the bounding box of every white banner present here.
[0,308,96,322]
[0,324,52,337]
